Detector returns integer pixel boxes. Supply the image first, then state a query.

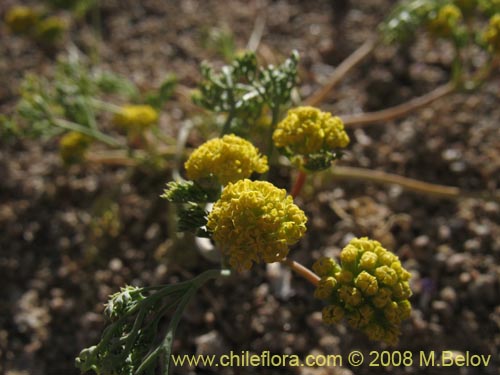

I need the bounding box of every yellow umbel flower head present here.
[484,14,500,54]
[428,4,462,37]
[59,131,92,164]
[113,105,158,130]
[273,106,349,168]
[5,6,38,34]
[207,179,307,271]
[313,237,412,345]
[185,135,269,186]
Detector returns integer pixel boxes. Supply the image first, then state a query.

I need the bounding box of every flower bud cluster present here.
[273,106,349,170]
[313,237,412,345]
[185,134,268,185]
[273,106,349,155]
[207,179,307,271]
[5,6,38,34]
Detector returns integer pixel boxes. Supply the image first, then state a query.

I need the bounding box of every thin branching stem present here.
[341,81,456,127]
[304,38,377,107]
[330,166,465,199]
[282,259,320,287]
[54,118,124,147]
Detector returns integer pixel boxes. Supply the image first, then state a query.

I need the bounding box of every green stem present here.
[266,105,280,158]
[89,1,102,66]
[160,269,230,374]
[220,67,236,136]
[90,98,124,114]
[54,118,124,148]
[451,39,463,86]
[83,99,98,130]
[133,294,186,375]
[220,110,235,136]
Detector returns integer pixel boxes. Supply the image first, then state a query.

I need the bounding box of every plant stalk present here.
[304,38,377,107]
[282,259,320,287]
[331,166,461,198]
[341,81,456,127]
[290,170,307,198]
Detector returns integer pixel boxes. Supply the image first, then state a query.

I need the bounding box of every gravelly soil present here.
[1,1,499,374]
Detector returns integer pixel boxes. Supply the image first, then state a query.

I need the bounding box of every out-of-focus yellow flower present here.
[5,6,38,34]
[207,179,307,271]
[313,237,412,345]
[185,134,268,185]
[254,105,272,129]
[428,4,462,37]
[273,106,349,168]
[36,16,67,44]
[484,14,500,53]
[59,131,91,164]
[113,105,158,130]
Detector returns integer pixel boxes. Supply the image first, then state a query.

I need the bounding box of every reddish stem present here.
[290,170,307,198]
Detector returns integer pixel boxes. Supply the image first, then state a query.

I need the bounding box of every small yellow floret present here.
[359,251,378,270]
[113,105,158,129]
[314,276,337,300]
[5,6,38,34]
[375,265,398,286]
[59,131,91,164]
[355,271,379,296]
[312,257,339,277]
[207,179,307,271]
[185,134,268,185]
[273,106,349,156]
[338,285,363,307]
[322,305,344,325]
[340,244,359,265]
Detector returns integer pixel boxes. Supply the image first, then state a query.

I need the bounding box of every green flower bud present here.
[312,237,412,345]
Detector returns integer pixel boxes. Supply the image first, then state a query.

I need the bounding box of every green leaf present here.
[145,74,177,109]
[161,180,219,203]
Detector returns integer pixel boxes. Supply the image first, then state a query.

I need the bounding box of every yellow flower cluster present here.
[313,237,412,345]
[113,105,158,130]
[5,6,38,34]
[273,106,349,157]
[484,14,500,53]
[207,179,307,271]
[428,4,462,37]
[59,131,92,164]
[36,16,66,44]
[185,134,269,185]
